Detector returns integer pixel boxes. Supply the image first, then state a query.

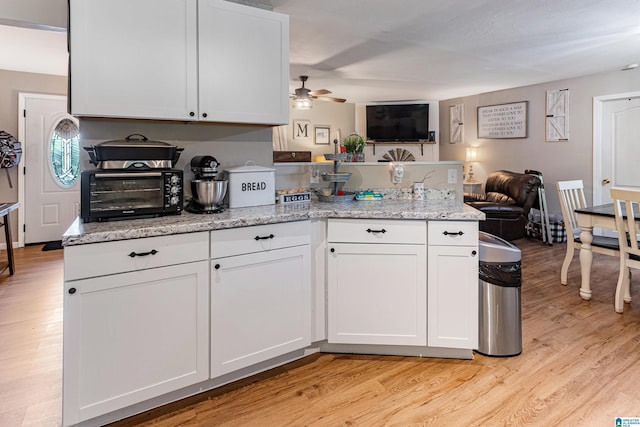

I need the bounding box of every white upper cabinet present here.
[69,0,198,121]
[198,0,289,124]
[69,0,289,125]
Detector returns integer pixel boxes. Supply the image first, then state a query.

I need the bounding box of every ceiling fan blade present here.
[316,95,347,103]
[309,89,332,96]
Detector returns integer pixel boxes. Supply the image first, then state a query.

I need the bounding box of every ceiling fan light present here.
[293,96,313,109]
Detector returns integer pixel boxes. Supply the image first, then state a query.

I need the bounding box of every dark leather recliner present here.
[464,170,542,241]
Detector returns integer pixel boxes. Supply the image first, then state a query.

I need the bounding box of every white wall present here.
[355,101,440,162]
[0,69,67,239]
[282,100,441,162]
[281,101,356,160]
[0,0,67,29]
[275,162,463,202]
[78,119,274,199]
[438,68,640,214]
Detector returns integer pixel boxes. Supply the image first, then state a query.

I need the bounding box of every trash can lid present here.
[479,231,521,263]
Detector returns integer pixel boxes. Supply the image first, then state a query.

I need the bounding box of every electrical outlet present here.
[310,167,320,184]
[448,169,457,184]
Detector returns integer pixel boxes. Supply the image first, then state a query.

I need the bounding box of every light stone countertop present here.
[63,198,484,246]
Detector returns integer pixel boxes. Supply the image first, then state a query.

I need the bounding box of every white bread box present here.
[226,162,275,208]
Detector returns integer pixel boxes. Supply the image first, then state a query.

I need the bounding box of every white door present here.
[20,94,80,244]
[594,94,640,206]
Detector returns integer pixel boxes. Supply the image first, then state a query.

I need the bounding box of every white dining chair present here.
[556,180,619,285]
[610,187,640,313]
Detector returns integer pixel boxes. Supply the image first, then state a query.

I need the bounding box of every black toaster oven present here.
[80,169,183,222]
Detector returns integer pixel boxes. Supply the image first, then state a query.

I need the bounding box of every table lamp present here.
[465,147,477,183]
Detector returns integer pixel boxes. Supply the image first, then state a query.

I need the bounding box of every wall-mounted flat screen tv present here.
[366,103,429,142]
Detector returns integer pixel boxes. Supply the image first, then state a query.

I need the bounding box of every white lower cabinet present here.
[61,217,481,425]
[63,260,209,426]
[327,219,427,346]
[210,222,311,377]
[427,221,479,349]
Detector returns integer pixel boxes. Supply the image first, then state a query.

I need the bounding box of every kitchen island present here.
[62,198,483,427]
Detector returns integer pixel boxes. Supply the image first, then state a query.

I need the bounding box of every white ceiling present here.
[272,0,640,102]
[2,0,640,103]
[0,24,68,76]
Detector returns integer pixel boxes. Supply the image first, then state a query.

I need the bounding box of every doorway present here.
[593,91,640,206]
[18,93,80,246]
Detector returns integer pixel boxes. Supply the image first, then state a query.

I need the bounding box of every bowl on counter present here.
[191,179,228,209]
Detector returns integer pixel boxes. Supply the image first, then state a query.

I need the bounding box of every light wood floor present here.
[0,244,64,426]
[2,239,640,426]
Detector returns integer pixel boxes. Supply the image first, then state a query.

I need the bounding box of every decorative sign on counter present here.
[477,101,528,139]
[279,192,311,204]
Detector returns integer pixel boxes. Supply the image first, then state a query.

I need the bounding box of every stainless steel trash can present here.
[476,232,522,357]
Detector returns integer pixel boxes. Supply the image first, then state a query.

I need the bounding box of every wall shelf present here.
[366,141,437,156]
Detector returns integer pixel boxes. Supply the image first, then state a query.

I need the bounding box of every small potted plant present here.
[343,133,365,162]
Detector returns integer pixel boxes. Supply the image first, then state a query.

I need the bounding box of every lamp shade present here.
[466,146,477,162]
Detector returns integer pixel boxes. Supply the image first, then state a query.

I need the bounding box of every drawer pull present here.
[128,249,158,258]
[366,228,386,234]
[68,287,76,295]
[255,234,275,241]
[443,231,464,236]
[214,264,220,270]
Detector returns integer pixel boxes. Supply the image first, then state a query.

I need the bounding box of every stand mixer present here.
[186,155,228,214]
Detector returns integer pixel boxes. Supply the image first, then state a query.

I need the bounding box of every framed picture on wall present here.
[477,101,528,139]
[314,125,330,145]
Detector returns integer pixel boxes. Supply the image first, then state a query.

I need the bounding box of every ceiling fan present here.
[291,75,346,109]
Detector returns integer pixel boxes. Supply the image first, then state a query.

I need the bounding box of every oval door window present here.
[49,118,80,187]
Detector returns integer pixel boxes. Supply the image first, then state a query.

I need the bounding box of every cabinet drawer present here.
[428,221,478,246]
[64,232,209,281]
[327,218,426,244]
[211,220,310,258]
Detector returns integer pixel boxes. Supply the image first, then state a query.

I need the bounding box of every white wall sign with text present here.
[477,101,528,139]
[293,119,311,140]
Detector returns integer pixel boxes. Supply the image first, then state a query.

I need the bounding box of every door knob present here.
[602,178,611,185]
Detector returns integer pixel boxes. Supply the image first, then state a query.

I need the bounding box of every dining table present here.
[574,202,640,301]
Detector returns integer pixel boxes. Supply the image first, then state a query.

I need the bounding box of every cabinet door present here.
[198,0,289,125]
[428,245,478,349]
[70,0,198,120]
[211,245,311,377]
[63,261,209,425]
[327,243,427,346]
